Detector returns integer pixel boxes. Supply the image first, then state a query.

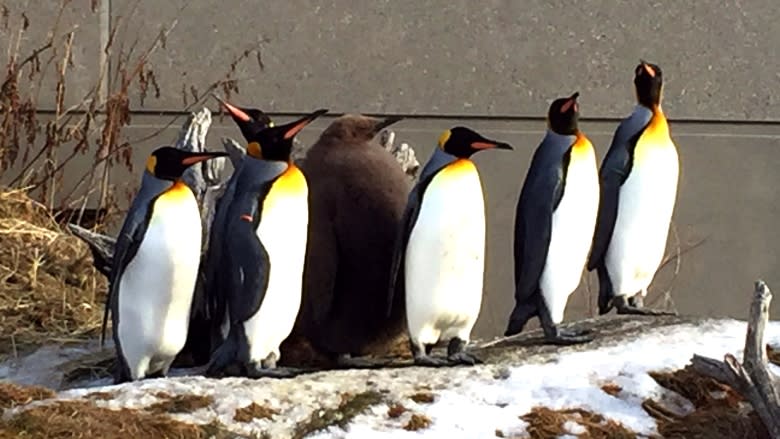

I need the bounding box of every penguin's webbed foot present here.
[447,351,483,366]
[538,302,592,345]
[335,354,394,369]
[246,366,307,379]
[412,355,452,367]
[445,337,482,366]
[616,307,677,316]
[543,328,594,346]
[614,296,677,316]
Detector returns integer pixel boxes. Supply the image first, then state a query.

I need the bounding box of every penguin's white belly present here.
[243,189,308,363]
[606,142,679,297]
[540,156,599,324]
[405,163,485,346]
[117,194,201,379]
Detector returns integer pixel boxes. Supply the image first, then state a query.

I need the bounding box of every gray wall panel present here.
[117,0,779,119]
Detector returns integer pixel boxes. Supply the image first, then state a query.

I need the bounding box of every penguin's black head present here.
[146,146,228,181]
[437,126,513,158]
[547,92,580,135]
[634,60,663,108]
[213,94,274,141]
[246,108,329,161]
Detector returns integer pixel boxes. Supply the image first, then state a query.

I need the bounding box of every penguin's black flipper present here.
[226,197,271,325]
[506,135,571,336]
[587,107,654,272]
[386,148,457,318]
[207,194,271,377]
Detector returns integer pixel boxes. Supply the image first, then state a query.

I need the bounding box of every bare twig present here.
[690,280,780,438]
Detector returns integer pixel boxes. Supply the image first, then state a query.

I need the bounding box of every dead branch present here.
[690,280,780,438]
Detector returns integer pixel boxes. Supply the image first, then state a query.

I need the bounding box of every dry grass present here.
[645,365,770,439]
[291,390,383,439]
[84,391,114,401]
[600,382,622,397]
[233,402,279,423]
[519,406,637,439]
[403,413,432,431]
[387,403,407,418]
[0,399,238,439]
[146,392,214,414]
[0,381,55,410]
[0,187,106,359]
[409,391,435,404]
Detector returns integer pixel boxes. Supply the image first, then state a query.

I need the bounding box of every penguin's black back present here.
[295,115,411,358]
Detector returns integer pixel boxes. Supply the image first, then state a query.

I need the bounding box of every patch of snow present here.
[307,319,780,438]
[4,318,780,438]
[563,420,587,435]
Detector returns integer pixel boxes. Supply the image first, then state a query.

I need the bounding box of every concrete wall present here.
[2,0,779,337]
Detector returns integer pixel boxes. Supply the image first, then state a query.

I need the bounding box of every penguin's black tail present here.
[504,301,538,337]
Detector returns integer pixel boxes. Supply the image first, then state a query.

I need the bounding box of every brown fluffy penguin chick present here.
[280,114,412,369]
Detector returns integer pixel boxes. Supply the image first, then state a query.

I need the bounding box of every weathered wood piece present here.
[690,280,780,439]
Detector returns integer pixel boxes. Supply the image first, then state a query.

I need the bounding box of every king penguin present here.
[201,96,275,353]
[587,60,680,315]
[388,127,512,366]
[105,146,227,383]
[504,92,600,344]
[291,114,410,368]
[206,108,328,379]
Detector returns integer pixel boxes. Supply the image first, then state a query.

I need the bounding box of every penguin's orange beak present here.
[639,60,656,77]
[212,94,251,122]
[472,141,513,150]
[281,108,329,140]
[561,92,580,113]
[180,151,229,166]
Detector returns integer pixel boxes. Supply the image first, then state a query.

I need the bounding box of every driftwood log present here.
[690,280,780,438]
[68,108,421,274]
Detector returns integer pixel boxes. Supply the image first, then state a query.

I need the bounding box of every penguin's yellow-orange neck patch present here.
[159,180,194,203]
[643,108,670,141]
[262,164,308,213]
[272,165,306,193]
[634,108,675,163]
[442,158,477,176]
[571,132,595,161]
